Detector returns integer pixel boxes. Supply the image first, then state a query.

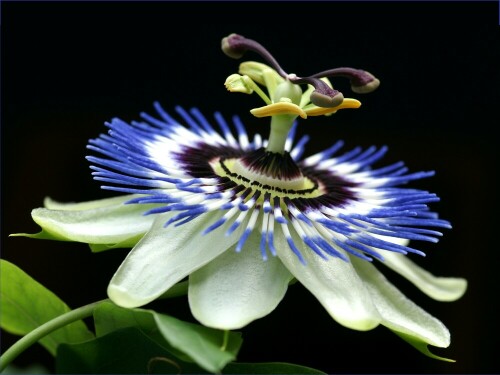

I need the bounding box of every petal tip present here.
[107,283,150,308]
[438,277,468,302]
[337,316,380,332]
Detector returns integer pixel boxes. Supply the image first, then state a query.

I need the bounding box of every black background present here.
[1,1,499,374]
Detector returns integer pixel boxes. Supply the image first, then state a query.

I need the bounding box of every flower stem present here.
[220,330,230,352]
[0,299,107,372]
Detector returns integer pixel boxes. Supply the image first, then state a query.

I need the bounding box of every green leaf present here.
[94,301,155,337]
[0,260,94,356]
[93,301,192,362]
[224,362,327,374]
[56,327,326,375]
[1,363,51,374]
[153,313,241,373]
[56,327,209,374]
[392,330,455,362]
[93,301,242,373]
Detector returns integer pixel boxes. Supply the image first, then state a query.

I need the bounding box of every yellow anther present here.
[304,98,361,117]
[250,102,307,119]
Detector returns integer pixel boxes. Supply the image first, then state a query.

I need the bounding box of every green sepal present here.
[88,234,143,252]
[12,230,141,253]
[392,330,455,362]
[10,230,62,241]
[10,194,160,252]
[0,259,94,356]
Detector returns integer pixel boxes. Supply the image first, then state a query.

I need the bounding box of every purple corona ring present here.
[89,105,443,264]
[24,34,466,359]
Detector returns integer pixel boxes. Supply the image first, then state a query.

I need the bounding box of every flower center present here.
[211,148,322,199]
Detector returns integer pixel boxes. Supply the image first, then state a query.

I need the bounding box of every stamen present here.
[250,102,307,119]
[222,34,379,116]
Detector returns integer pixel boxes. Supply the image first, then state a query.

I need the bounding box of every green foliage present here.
[2,364,51,374]
[56,327,325,374]
[93,302,241,373]
[1,262,326,374]
[224,362,327,374]
[56,327,200,374]
[0,259,94,356]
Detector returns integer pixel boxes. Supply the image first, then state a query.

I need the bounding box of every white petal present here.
[373,235,467,301]
[188,230,294,330]
[275,226,381,331]
[30,194,158,244]
[380,252,467,301]
[352,257,451,347]
[108,211,241,308]
[376,236,410,247]
[43,194,140,210]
